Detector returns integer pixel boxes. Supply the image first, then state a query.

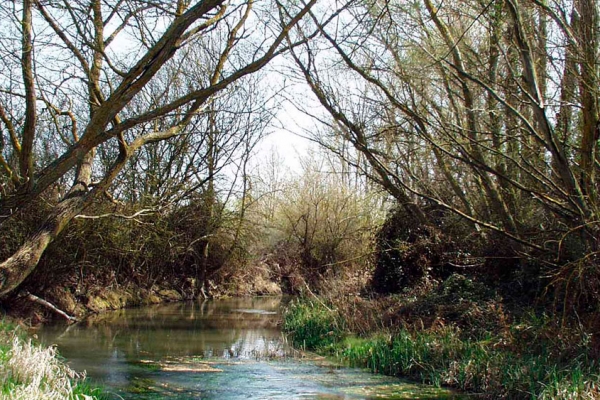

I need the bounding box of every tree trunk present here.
[0,193,91,297]
[0,141,126,297]
[576,0,599,201]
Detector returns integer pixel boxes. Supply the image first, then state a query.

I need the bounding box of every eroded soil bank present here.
[2,261,284,324]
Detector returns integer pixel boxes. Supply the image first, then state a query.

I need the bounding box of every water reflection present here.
[37,297,463,399]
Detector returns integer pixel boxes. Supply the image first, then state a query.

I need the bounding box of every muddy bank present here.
[3,269,283,325]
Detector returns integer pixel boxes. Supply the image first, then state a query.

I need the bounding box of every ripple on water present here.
[36,298,465,399]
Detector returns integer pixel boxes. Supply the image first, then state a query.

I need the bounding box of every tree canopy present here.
[0,0,598,303]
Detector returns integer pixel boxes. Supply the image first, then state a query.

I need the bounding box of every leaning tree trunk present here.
[0,134,135,297]
[0,195,91,297]
[0,124,183,297]
[0,148,99,297]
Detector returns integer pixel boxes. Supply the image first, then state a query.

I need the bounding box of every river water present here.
[37,297,463,399]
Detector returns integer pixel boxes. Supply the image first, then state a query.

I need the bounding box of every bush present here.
[248,155,382,293]
[14,186,254,304]
[371,207,455,294]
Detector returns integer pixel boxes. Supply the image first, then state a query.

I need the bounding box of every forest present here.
[0,0,598,398]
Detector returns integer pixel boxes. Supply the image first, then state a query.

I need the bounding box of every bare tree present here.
[285,0,599,274]
[0,0,318,296]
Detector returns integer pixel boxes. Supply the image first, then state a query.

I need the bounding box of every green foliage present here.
[372,207,455,294]
[440,274,494,303]
[282,299,345,350]
[71,381,108,400]
[284,300,600,399]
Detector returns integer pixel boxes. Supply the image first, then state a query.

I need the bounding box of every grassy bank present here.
[283,299,600,399]
[0,320,103,399]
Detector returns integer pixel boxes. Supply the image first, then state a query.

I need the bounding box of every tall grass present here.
[283,300,600,399]
[0,322,103,399]
[283,300,345,350]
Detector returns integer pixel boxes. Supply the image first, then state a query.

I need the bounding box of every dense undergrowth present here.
[283,282,600,399]
[0,320,103,399]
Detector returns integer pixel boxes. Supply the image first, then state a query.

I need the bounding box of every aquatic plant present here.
[283,299,600,399]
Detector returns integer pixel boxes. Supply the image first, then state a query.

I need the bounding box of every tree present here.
[285,0,599,292]
[0,0,318,296]
[248,149,383,289]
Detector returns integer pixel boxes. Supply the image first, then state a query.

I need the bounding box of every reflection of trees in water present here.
[39,298,286,370]
[34,299,290,394]
[38,299,455,398]
[84,297,282,328]
[228,330,288,359]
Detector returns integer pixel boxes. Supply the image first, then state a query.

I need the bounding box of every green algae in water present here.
[344,383,459,399]
[125,377,156,394]
[37,298,466,399]
[131,360,162,371]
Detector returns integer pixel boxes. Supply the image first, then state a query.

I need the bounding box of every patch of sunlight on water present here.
[37,297,465,399]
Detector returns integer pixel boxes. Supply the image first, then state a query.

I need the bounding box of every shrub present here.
[371,207,455,294]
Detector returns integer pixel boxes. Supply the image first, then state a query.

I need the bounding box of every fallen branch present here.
[24,291,77,323]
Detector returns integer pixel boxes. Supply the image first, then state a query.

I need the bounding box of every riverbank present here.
[3,264,282,324]
[0,319,103,399]
[282,276,600,399]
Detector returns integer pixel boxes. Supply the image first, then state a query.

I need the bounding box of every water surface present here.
[37,297,462,399]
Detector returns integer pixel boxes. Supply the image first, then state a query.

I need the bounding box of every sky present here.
[257,101,318,173]
[252,60,323,174]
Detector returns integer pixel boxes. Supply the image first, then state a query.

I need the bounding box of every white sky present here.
[253,57,323,173]
[257,101,318,172]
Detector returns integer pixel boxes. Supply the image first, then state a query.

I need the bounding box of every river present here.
[37,297,463,399]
